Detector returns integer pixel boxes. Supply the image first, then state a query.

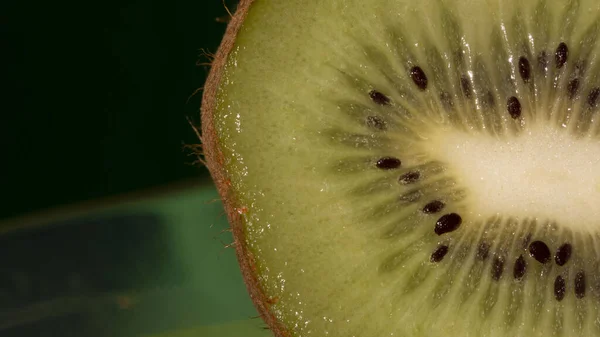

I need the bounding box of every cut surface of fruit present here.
[201,0,600,336]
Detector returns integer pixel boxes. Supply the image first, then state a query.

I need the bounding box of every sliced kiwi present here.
[201,0,600,336]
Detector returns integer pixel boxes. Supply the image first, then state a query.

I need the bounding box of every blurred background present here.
[0,0,268,335]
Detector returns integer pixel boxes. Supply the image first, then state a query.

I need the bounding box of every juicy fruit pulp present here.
[201,0,600,336]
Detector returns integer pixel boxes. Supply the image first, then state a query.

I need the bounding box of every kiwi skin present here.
[201,0,287,336]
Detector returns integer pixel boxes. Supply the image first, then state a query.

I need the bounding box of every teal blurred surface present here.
[0,181,270,337]
[0,0,265,335]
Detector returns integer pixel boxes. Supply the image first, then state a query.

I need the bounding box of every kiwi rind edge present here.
[200,1,287,336]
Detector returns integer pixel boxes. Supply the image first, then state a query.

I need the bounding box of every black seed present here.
[567,78,580,99]
[538,51,548,72]
[507,96,522,119]
[399,171,420,184]
[376,157,401,170]
[434,213,462,235]
[366,116,387,130]
[555,275,566,301]
[492,256,504,281]
[555,42,569,69]
[575,271,586,299]
[513,255,527,280]
[477,242,490,260]
[529,241,551,264]
[422,200,445,214]
[555,243,572,266]
[430,245,449,263]
[440,91,454,109]
[460,76,472,98]
[518,56,531,82]
[369,90,391,105]
[410,66,428,90]
[588,87,600,108]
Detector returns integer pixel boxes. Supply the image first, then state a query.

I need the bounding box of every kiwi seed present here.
[430,245,449,263]
[409,66,428,90]
[460,76,472,98]
[491,256,505,281]
[588,87,600,107]
[528,241,551,264]
[555,42,569,69]
[518,56,531,82]
[506,96,522,119]
[376,157,401,169]
[554,243,572,266]
[434,213,462,235]
[369,90,391,105]
[555,275,566,301]
[513,255,527,280]
[422,200,445,214]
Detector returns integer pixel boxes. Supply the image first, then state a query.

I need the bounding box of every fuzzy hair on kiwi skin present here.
[200,0,287,336]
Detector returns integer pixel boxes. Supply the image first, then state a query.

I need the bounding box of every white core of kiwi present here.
[425,123,600,232]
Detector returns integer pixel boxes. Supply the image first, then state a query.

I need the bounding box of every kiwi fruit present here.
[200,0,600,336]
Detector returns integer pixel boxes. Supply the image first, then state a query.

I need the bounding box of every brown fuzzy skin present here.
[201,1,289,336]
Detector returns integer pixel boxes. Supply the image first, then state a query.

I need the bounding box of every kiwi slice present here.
[201,0,600,336]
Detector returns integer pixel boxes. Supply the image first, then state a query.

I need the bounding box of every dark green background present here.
[0,2,268,335]
[1,0,237,219]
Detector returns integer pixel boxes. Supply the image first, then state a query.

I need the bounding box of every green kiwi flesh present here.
[201,0,600,336]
